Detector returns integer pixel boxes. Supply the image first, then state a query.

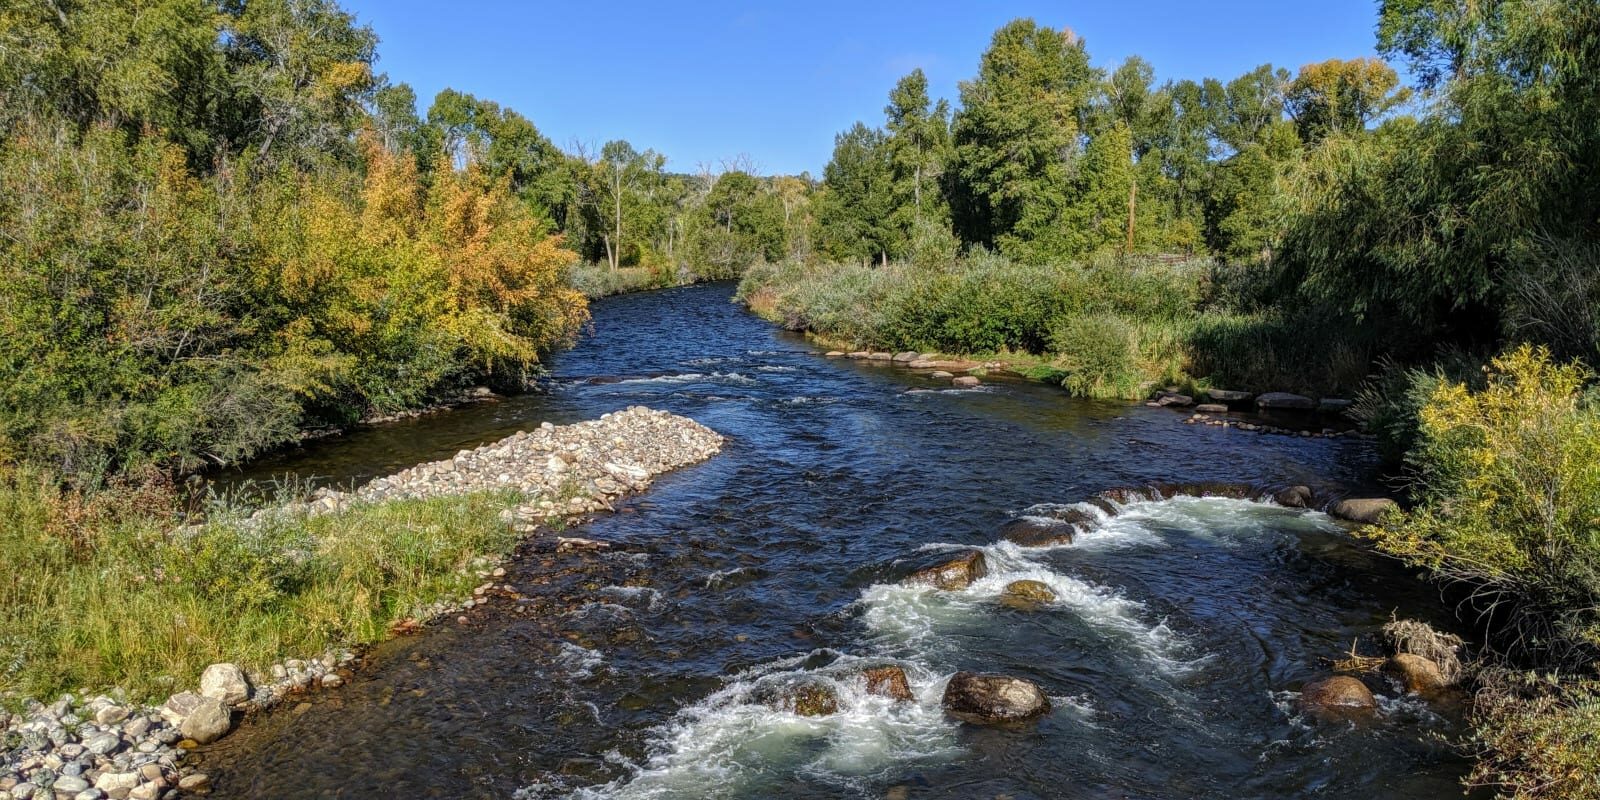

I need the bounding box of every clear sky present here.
[344,1,1389,176]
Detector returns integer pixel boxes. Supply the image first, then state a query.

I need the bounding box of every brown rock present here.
[998,517,1075,547]
[861,666,914,702]
[1384,653,1448,695]
[941,672,1051,724]
[765,681,838,717]
[1000,579,1056,609]
[891,351,921,363]
[1194,403,1229,413]
[1330,498,1399,524]
[928,370,954,379]
[1205,389,1254,404]
[1297,675,1377,719]
[905,550,987,590]
[951,376,981,388]
[1273,485,1313,509]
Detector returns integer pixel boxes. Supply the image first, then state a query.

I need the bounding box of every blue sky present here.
[345,1,1389,176]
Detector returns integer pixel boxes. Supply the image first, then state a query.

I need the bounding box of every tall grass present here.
[737,254,1374,399]
[0,468,523,701]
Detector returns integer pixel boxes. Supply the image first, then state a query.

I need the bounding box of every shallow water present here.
[202,283,1468,799]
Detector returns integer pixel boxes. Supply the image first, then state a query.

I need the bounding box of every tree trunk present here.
[611,186,622,271]
[1125,178,1138,254]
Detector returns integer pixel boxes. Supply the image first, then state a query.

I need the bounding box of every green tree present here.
[818,123,896,264]
[884,69,952,238]
[951,19,1096,252]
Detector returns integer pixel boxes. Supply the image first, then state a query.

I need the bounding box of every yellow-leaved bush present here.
[1367,345,1600,664]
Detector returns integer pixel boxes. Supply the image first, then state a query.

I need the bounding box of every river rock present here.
[1318,398,1354,413]
[1256,392,1317,410]
[824,351,843,357]
[1205,389,1254,404]
[905,551,987,591]
[891,351,920,363]
[951,376,981,388]
[765,682,838,717]
[998,517,1075,547]
[199,663,251,706]
[94,773,140,795]
[1000,579,1056,609]
[1152,392,1193,407]
[1330,498,1399,524]
[1384,653,1448,695]
[52,776,89,794]
[83,732,122,755]
[176,774,211,793]
[942,672,1051,724]
[1273,485,1313,509]
[178,696,232,744]
[847,351,869,359]
[909,359,979,371]
[158,692,204,727]
[1194,403,1228,413]
[867,352,893,361]
[860,666,914,702]
[1297,675,1377,719]
[928,370,954,379]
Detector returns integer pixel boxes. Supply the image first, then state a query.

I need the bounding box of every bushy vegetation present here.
[1470,672,1600,800]
[1371,347,1600,666]
[738,254,1375,398]
[0,467,524,700]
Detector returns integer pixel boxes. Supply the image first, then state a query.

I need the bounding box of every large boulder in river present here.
[1297,675,1376,719]
[942,672,1051,724]
[998,517,1076,547]
[1256,392,1317,411]
[1273,485,1314,509]
[1384,654,1448,696]
[905,551,987,590]
[1000,579,1056,609]
[1330,497,1399,524]
[860,666,914,702]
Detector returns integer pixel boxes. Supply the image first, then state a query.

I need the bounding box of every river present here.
[200,282,1468,799]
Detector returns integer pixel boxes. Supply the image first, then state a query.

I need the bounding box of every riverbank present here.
[569,263,735,299]
[0,407,722,798]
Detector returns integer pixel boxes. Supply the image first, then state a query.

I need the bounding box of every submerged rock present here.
[928,370,954,379]
[860,666,914,702]
[905,551,987,591]
[941,672,1051,724]
[951,376,981,388]
[1330,497,1399,524]
[762,681,839,717]
[1297,675,1377,719]
[1000,579,1056,609]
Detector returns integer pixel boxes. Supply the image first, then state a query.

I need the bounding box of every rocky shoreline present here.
[0,407,724,800]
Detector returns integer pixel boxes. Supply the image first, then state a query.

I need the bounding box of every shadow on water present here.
[201,283,1470,799]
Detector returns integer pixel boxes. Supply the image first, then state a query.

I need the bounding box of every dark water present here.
[203,283,1468,799]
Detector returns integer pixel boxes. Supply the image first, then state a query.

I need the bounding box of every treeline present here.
[809,20,1405,268]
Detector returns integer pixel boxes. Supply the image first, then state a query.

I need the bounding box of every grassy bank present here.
[737,255,1384,399]
[0,469,524,702]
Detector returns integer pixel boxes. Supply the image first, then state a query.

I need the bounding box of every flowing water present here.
[201,283,1469,799]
